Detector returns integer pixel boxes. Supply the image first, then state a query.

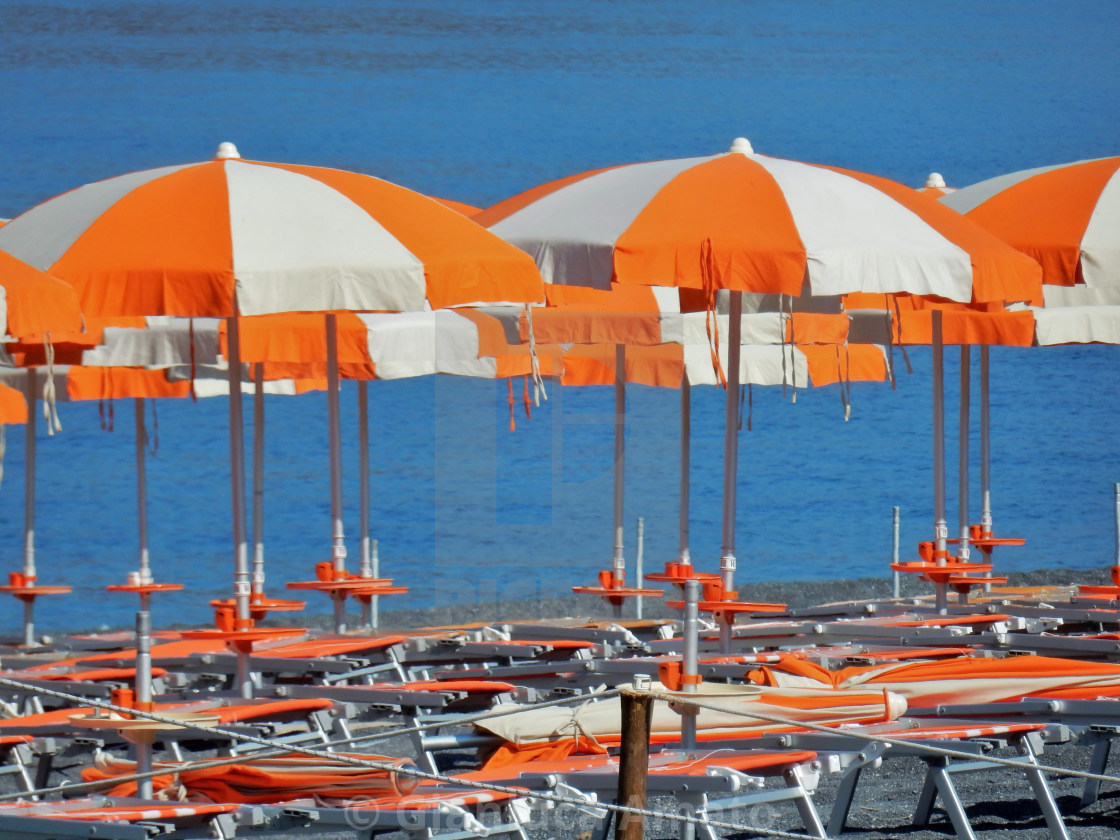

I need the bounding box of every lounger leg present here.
[31,745,52,793]
[913,760,940,825]
[590,809,613,840]
[1019,739,1071,840]
[1081,737,1112,808]
[785,766,828,839]
[675,794,705,840]
[922,761,977,840]
[827,743,885,835]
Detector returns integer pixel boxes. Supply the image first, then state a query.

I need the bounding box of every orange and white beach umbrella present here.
[0,144,546,660]
[941,155,1120,291]
[482,139,1041,630]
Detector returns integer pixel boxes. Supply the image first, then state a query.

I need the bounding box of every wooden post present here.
[616,688,652,840]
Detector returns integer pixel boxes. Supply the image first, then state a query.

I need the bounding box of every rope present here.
[643,688,1120,785]
[40,334,61,435]
[0,679,817,839]
[3,674,1115,840]
[0,678,623,802]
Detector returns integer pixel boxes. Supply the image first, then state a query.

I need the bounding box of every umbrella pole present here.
[133,601,153,799]
[22,369,37,647]
[134,399,151,584]
[251,363,265,598]
[931,311,949,613]
[980,345,992,537]
[679,377,691,566]
[226,317,253,698]
[719,292,743,653]
[958,346,971,565]
[326,314,347,634]
[612,345,626,597]
[358,380,375,630]
[681,578,699,750]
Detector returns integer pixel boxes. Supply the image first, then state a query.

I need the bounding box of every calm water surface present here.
[0,1,1117,632]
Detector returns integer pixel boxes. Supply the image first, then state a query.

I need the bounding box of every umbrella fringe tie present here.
[785,295,798,403]
[892,295,913,375]
[701,240,726,387]
[188,318,198,402]
[879,297,898,390]
[523,304,547,406]
[506,378,516,432]
[40,333,61,435]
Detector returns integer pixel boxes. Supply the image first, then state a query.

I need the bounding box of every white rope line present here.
[645,688,1120,785]
[0,679,621,800]
[0,678,813,839]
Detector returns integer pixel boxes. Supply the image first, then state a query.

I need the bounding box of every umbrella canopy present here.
[941,155,1120,291]
[0,144,543,317]
[479,138,1041,306]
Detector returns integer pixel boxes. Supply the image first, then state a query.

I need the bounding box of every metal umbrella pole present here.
[957,346,971,567]
[325,314,347,633]
[225,316,253,697]
[21,369,37,646]
[681,578,700,751]
[678,377,692,568]
[133,399,153,584]
[719,292,744,651]
[358,380,377,630]
[931,310,949,613]
[979,345,993,537]
[251,363,266,599]
[132,601,154,798]
[611,344,627,592]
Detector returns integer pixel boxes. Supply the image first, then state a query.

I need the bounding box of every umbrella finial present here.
[729,137,754,155]
[215,142,241,160]
[925,172,947,188]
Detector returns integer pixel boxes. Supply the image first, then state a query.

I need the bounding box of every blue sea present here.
[0,1,1118,633]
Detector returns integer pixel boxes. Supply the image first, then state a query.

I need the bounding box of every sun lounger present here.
[717,719,1071,840]
[251,783,531,840]
[465,747,829,840]
[908,695,1120,810]
[0,797,239,839]
[79,752,531,840]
